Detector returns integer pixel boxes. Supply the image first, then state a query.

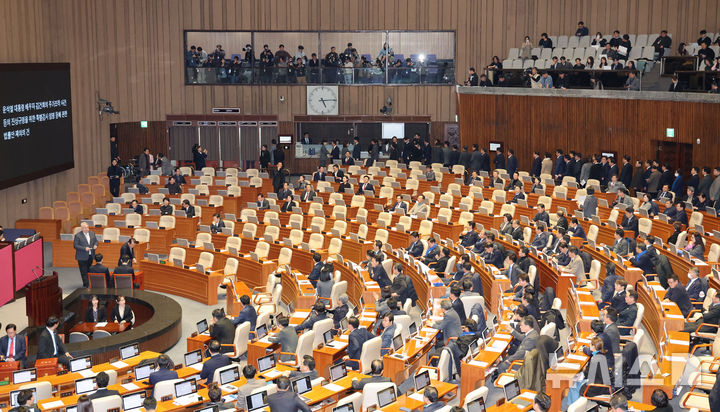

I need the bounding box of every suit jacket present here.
[295,312,327,333]
[618,303,638,329]
[461,230,479,248]
[88,388,120,400]
[351,375,392,391]
[600,274,620,304]
[507,155,518,176]
[118,242,135,265]
[622,215,639,237]
[562,255,585,282]
[210,219,226,234]
[604,323,621,353]
[423,402,446,412]
[210,318,237,350]
[183,205,196,218]
[232,305,257,330]
[699,175,713,197]
[0,335,26,364]
[148,368,178,386]
[452,298,467,323]
[409,202,429,216]
[380,324,396,355]
[570,224,586,240]
[347,328,374,360]
[630,249,655,274]
[666,284,693,317]
[308,262,323,285]
[646,171,661,193]
[278,189,293,201]
[110,305,133,324]
[113,264,134,276]
[371,266,391,288]
[431,309,462,341]
[270,326,298,360]
[686,278,707,301]
[301,190,316,202]
[37,328,66,359]
[507,329,539,364]
[423,244,439,261]
[612,238,632,257]
[504,264,524,286]
[510,226,523,241]
[331,304,349,329]
[700,303,720,325]
[531,232,549,248]
[89,263,113,288]
[470,151,482,171]
[281,201,296,213]
[619,163,633,187]
[533,211,550,225]
[582,195,598,218]
[609,291,628,313]
[408,240,423,257]
[84,306,107,323]
[73,231,98,261]
[200,354,231,384]
[236,378,266,411]
[257,199,270,210]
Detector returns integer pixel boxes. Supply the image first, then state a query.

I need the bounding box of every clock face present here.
[307,86,339,115]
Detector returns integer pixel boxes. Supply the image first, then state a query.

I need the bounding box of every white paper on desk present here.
[337,334,349,342]
[264,370,282,378]
[174,396,196,406]
[95,322,108,327]
[43,400,65,409]
[110,360,128,368]
[668,339,688,346]
[258,336,274,344]
[469,360,489,367]
[323,383,345,392]
[494,333,511,340]
[485,346,504,353]
[78,369,96,378]
[556,362,581,369]
[122,383,140,390]
[364,281,378,287]
[651,285,665,291]
[666,314,684,319]
[430,315,443,321]
[579,301,595,306]
[577,338,591,344]
[577,291,591,296]
[421,327,438,333]
[298,280,311,285]
[519,392,537,401]
[408,392,425,402]
[327,341,347,349]
[191,363,204,371]
[567,354,587,361]
[360,317,376,322]
[491,340,507,349]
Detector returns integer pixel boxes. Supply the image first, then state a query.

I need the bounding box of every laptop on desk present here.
[122,391,146,411]
[376,386,397,408]
[329,362,348,382]
[134,363,154,382]
[291,376,313,402]
[504,379,531,408]
[414,370,431,392]
[246,391,268,412]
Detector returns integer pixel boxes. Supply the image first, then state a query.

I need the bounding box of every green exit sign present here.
[140,121,148,128]
[666,128,674,138]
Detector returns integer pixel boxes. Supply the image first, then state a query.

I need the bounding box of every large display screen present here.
[0,63,74,190]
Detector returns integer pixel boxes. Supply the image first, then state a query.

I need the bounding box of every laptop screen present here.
[332,403,354,412]
[291,376,312,395]
[377,387,397,408]
[122,392,146,411]
[70,356,92,373]
[408,322,418,336]
[323,329,334,345]
[174,379,198,398]
[12,368,36,384]
[255,324,268,340]
[503,379,521,401]
[414,371,430,392]
[339,318,348,332]
[75,377,98,395]
[10,388,37,407]
[257,354,276,372]
[120,343,139,360]
[219,366,240,385]
[134,364,154,381]
[466,398,486,412]
[329,362,348,382]
[392,334,403,351]
[196,319,209,334]
[482,328,492,341]
[184,349,202,366]
[469,340,479,356]
[246,391,268,411]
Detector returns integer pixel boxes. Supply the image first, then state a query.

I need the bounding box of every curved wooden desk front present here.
[139,260,224,305]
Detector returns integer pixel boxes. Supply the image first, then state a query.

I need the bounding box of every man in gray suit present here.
[379,313,396,355]
[351,359,392,390]
[603,308,621,353]
[580,187,598,218]
[269,315,297,362]
[646,166,662,196]
[409,195,429,217]
[610,228,632,257]
[431,300,462,347]
[73,222,98,288]
[266,376,311,412]
[498,316,539,371]
[236,365,266,411]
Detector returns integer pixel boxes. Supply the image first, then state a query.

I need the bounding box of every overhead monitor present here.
[381,123,404,140]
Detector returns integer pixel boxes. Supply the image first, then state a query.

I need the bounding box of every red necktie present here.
[8,338,13,357]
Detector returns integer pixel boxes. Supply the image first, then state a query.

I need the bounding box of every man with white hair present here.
[73,222,98,288]
[331,294,350,332]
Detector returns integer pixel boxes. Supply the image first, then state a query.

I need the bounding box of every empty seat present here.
[169,247,186,264]
[159,215,175,229]
[102,227,120,242]
[133,228,150,243]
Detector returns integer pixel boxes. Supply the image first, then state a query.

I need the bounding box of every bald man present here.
[73,222,98,287]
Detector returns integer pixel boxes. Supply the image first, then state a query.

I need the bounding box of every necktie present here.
[8,338,13,357]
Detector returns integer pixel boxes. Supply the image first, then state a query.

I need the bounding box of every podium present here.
[0,361,19,382]
[25,273,62,328]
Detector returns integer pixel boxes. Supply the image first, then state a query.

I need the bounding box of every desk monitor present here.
[246,391,268,411]
[255,324,268,340]
[134,363,154,381]
[482,328,492,341]
[376,386,397,408]
[75,377,98,395]
[173,258,184,267]
[466,398,486,412]
[339,318,348,332]
[291,376,312,395]
[219,366,240,385]
[469,340,479,356]
[122,391,146,411]
[333,403,354,412]
[184,349,202,367]
[323,329,334,345]
[503,378,521,401]
[12,368,36,384]
[10,388,37,407]
[146,221,159,229]
[69,356,92,373]
[257,353,276,372]
[120,343,139,360]
[174,378,198,398]
[329,362,348,382]
[408,322,418,337]
[414,370,430,392]
[176,239,190,248]
[196,319,209,334]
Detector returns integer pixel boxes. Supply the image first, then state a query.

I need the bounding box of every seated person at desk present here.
[313,166,327,182]
[409,194,429,216]
[316,266,335,299]
[165,176,182,195]
[210,213,225,234]
[356,175,375,194]
[172,168,186,185]
[84,295,107,323]
[143,397,157,412]
[507,271,530,298]
[129,199,144,214]
[503,251,525,286]
[10,389,38,412]
[267,376,311,412]
[522,291,540,319]
[113,255,138,288]
[344,316,375,370]
[656,185,673,202]
[605,278,628,313]
[337,175,352,193]
[300,184,316,202]
[531,223,550,248]
[431,299,462,348]
[332,164,344,182]
[640,193,660,217]
[88,371,119,400]
[422,387,445,412]
[204,383,234,411]
[553,242,570,266]
[568,218,586,240]
[422,237,440,264]
[498,315,539,372]
[209,308,237,352]
[683,292,720,333]
[481,242,503,268]
[149,354,178,386]
[460,222,479,248]
[500,214,513,235]
[0,323,27,368]
[533,203,550,226]
[612,189,633,208]
[406,231,423,257]
[236,366,266,411]
[554,209,569,231]
[429,246,450,273]
[610,228,632,257]
[200,340,231,384]
[295,302,328,333]
[579,187,598,218]
[119,237,138,266]
[670,201,689,226]
[231,295,257,331]
[694,192,708,211]
[379,313,397,355]
[283,354,319,380]
[617,290,638,335]
[270,315,298,362]
[601,308,622,355]
[597,265,622,309]
[389,194,408,213]
[308,252,323,287]
[280,194,296,212]
[629,242,656,275]
[685,233,706,260]
[686,267,707,301]
[181,199,195,217]
[369,255,391,288]
[566,337,612,405]
[664,274,693,317]
[89,253,113,288]
[342,151,353,165]
[111,295,133,325]
[159,197,173,215]
[509,219,523,240]
[621,208,639,238]
[330,294,350,331]
[450,287,467,323]
[294,175,307,191]
[256,193,270,210]
[559,246,585,283]
[466,170,482,186]
[278,182,293,201]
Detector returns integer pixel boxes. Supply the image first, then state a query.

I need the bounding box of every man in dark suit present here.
[352,137,361,161]
[9,389,39,412]
[390,264,418,307]
[406,232,423,257]
[200,340,231,384]
[351,359,391,390]
[331,295,350,330]
[481,242,503,268]
[307,252,323,287]
[89,253,113,289]
[461,222,479,248]
[357,175,374,194]
[73,222,98,288]
[379,313,396,355]
[300,185,316,202]
[267,376,311,412]
[686,267,707,302]
[621,208,639,238]
[256,193,270,210]
[510,220,523,241]
[619,156,633,188]
[629,243,655,275]
[270,316,298,362]
[113,255,136,288]
[37,316,72,368]
[231,295,257,332]
[506,149,518,176]
[88,371,119,400]
[280,195,296,213]
[684,292,720,333]
[369,255,391,288]
[449,287,467,323]
[0,324,27,368]
[295,302,328,333]
[531,224,550,248]
[313,166,327,182]
[209,309,236,353]
[148,354,178,387]
[665,274,693,317]
[470,145,482,172]
[181,200,195,217]
[204,383,234,411]
[343,316,375,369]
[598,266,621,308]
[602,308,622,354]
[532,204,550,226]
[421,387,445,412]
[210,213,225,234]
[502,252,524,286]
[129,200,144,214]
[277,182,293,201]
[431,300,462,347]
[389,195,408,214]
[118,238,137,267]
[618,290,638,335]
[531,152,542,177]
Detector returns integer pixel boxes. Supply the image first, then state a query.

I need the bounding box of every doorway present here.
[655,141,693,175]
